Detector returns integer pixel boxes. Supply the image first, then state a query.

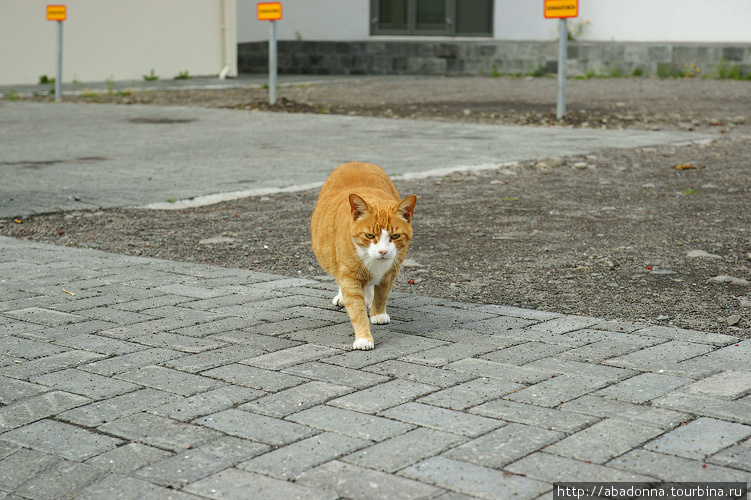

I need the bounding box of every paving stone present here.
[208,330,300,351]
[81,347,187,377]
[633,325,738,346]
[113,294,193,312]
[399,343,497,367]
[343,428,467,473]
[202,364,306,392]
[59,388,181,427]
[401,456,549,500]
[84,443,172,473]
[471,304,562,321]
[283,361,390,389]
[418,328,523,349]
[644,417,751,460]
[481,342,570,365]
[525,358,636,383]
[443,423,564,468]
[2,307,86,327]
[13,459,106,500]
[80,307,158,326]
[195,409,317,445]
[2,419,122,461]
[251,317,336,338]
[150,385,264,421]
[163,345,266,373]
[287,405,414,441]
[544,418,663,464]
[379,402,503,437]
[2,349,106,380]
[0,440,20,461]
[528,315,601,334]
[185,468,337,500]
[652,392,751,425]
[0,375,50,404]
[470,399,597,433]
[604,340,715,373]
[560,332,666,362]
[75,474,158,500]
[445,358,553,384]
[363,360,475,388]
[239,381,351,417]
[31,368,141,400]
[240,432,370,479]
[169,317,255,338]
[417,377,524,410]
[129,332,226,353]
[685,370,751,399]
[151,283,229,299]
[54,334,148,356]
[116,365,224,396]
[297,460,442,500]
[460,315,537,333]
[505,375,611,408]
[708,437,751,472]
[560,395,688,429]
[325,335,448,369]
[243,344,342,370]
[0,448,62,491]
[609,449,751,482]
[328,379,438,414]
[0,390,90,432]
[595,373,692,403]
[506,452,656,482]
[100,412,222,452]
[135,436,268,487]
[0,335,68,359]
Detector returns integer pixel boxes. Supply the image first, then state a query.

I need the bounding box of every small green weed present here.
[632,67,644,77]
[175,70,192,80]
[682,188,697,195]
[501,196,519,202]
[39,75,55,85]
[5,90,20,101]
[143,69,159,81]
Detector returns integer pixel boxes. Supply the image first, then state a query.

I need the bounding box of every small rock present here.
[740,298,751,307]
[657,315,670,321]
[650,269,677,275]
[687,250,722,259]
[573,162,587,169]
[462,109,472,116]
[199,236,236,245]
[642,183,656,189]
[701,184,719,189]
[726,314,741,326]
[708,275,751,286]
[732,115,746,124]
[402,258,423,267]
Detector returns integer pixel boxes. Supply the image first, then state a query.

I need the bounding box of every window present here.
[371,0,493,36]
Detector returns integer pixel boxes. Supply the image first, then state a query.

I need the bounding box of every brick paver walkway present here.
[1,236,750,499]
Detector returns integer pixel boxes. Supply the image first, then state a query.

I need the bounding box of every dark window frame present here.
[370,0,493,37]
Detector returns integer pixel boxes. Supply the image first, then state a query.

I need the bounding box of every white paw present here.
[364,285,374,309]
[352,338,374,350]
[332,289,344,307]
[370,313,390,325]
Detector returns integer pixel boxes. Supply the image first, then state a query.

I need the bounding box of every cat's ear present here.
[398,195,417,222]
[349,194,369,220]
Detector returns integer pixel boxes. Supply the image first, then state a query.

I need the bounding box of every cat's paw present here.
[370,313,390,325]
[332,290,344,307]
[352,337,374,350]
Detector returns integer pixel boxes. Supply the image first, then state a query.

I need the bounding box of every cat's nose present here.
[378,249,388,256]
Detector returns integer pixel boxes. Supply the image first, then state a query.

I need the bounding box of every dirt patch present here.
[5,76,751,336]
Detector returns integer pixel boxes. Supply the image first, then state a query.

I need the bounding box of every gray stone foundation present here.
[238,40,751,77]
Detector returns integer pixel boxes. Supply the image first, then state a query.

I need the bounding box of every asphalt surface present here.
[1,98,708,217]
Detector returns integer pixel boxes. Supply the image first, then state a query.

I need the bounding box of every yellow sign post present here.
[545,0,578,118]
[257,3,282,104]
[47,5,66,102]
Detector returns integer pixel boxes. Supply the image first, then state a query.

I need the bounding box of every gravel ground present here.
[4,76,751,337]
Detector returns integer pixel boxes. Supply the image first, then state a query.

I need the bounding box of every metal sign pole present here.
[55,20,63,102]
[556,18,567,119]
[269,20,277,105]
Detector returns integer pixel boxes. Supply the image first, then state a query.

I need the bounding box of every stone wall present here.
[238,40,751,77]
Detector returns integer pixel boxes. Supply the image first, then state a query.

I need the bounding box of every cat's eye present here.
[365,234,376,239]
[391,234,400,240]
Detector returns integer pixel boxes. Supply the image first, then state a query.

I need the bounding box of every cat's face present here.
[349,194,416,264]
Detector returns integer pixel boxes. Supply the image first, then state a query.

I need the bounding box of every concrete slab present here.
[0,101,710,217]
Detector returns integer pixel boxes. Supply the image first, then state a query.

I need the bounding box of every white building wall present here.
[0,0,237,86]
[239,0,751,43]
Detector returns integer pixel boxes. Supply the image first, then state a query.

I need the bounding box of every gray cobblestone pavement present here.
[1,235,750,499]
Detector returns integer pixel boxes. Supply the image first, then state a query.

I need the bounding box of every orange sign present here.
[544,0,578,19]
[46,4,66,21]
[257,2,282,21]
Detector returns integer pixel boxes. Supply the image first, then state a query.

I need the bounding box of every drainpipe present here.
[218,0,236,79]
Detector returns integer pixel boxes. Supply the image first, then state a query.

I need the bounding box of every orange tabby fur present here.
[311,162,417,350]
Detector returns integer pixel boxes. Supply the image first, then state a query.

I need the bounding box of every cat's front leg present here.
[339,279,374,350]
[370,271,396,325]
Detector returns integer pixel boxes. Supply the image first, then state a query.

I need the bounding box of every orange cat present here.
[311,162,417,350]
